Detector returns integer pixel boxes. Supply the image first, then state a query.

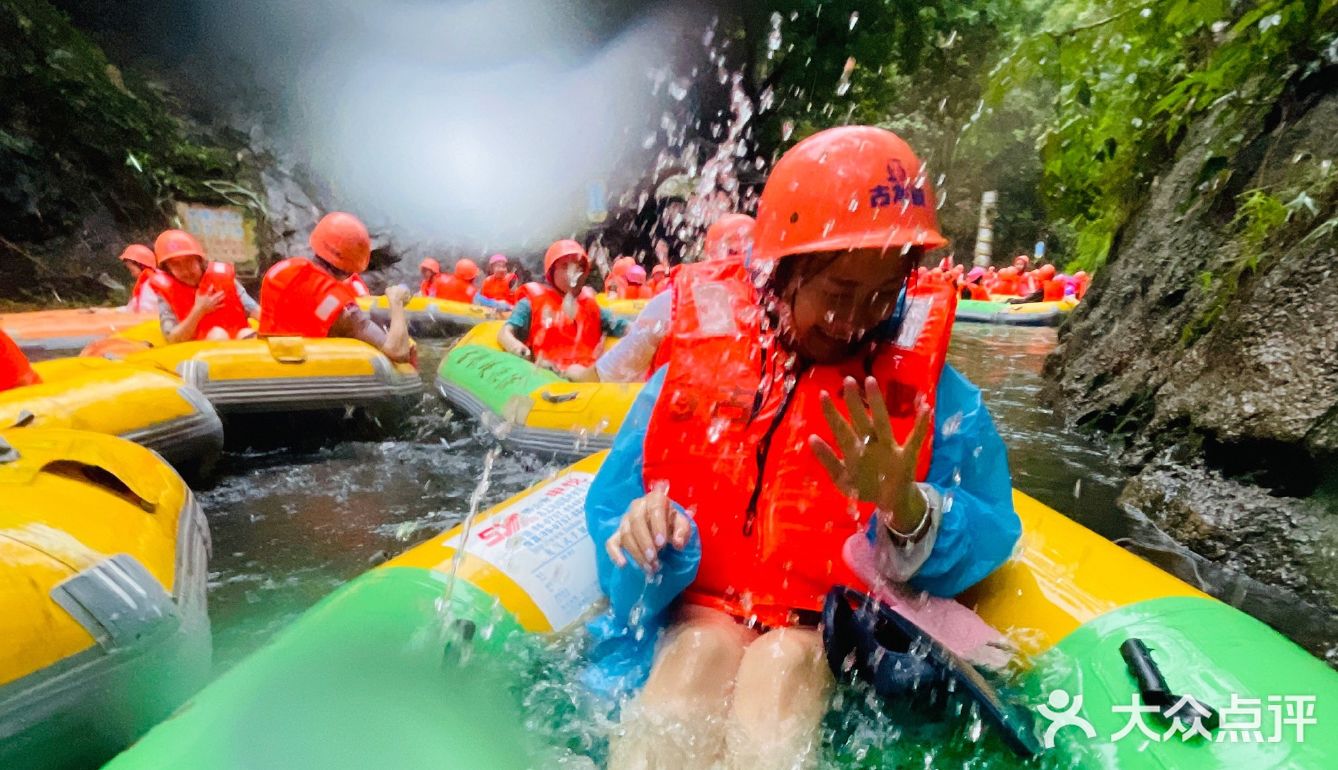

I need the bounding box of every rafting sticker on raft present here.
[442,472,600,631]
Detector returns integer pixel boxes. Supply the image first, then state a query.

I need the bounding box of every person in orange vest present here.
[993,266,1021,296]
[585,126,1019,767]
[1072,270,1091,299]
[618,265,650,300]
[418,259,442,297]
[646,263,670,295]
[700,213,755,262]
[149,230,259,343]
[567,213,759,385]
[961,266,990,300]
[480,254,517,307]
[119,244,159,313]
[258,212,413,363]
[430,259,480,303]
[497,239,629,374]
[603,255,636,296]
[1038,264,1066,301]
[0,329,41,392]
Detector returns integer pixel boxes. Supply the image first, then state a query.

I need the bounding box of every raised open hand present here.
[808,375,930,532]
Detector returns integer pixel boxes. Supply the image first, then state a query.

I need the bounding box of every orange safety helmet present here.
[310,212,371,274]
[119,244,157,269]
[153,229,205,265]
[1037,264,1057,279]
[420,258,442,274]
[753,126,946,265]
[610,255,635,278]
[543,239,589,283]
[454,258,480,281]
[702,213,756,261]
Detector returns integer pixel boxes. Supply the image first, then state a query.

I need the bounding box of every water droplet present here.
[781,120,794,140]
[848,11,859,30]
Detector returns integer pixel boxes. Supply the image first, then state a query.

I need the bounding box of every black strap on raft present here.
[1120,638,1219,732]
[822,586,1042,759]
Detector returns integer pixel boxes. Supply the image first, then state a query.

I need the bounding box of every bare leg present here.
[607,607,756,770]
[721,627,832,770]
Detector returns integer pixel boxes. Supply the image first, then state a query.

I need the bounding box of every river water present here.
[200,324,1131,672]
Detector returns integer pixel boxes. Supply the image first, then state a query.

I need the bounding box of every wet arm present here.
[236,280,261,320]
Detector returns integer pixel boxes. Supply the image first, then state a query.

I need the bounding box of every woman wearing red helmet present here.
[149,229,259,342]
[418,259,443,297]
[479,254,517,306]
[496,239,630,374]
[118,244,160,313]
[258,212,413,364]
[585,127,1019,768]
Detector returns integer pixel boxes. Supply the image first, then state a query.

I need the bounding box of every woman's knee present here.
[642,618,751,701]
[731,628,831,720]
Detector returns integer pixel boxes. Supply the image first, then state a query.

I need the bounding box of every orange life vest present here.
[346,273,370,297]
[258,258,358,337]
[642,260,956,627]
[481,273,515,303]
[1042,278,1065,302]
[149,262,250,340]
[432,274,476,303]
[0,330,40,392]
[646,276,669,296]
[619,284,651,300]
[521,283,603,369]
[964,283,989,301]
[420,276,437,297]
[127,268,156,312]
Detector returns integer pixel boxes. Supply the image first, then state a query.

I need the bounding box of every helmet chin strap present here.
[315,256,349,279]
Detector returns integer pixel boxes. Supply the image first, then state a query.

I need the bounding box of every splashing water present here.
[436,443,503,649]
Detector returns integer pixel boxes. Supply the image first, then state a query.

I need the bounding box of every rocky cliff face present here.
[1048,69,1338,660]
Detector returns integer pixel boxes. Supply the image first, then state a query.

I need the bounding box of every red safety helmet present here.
[420,258,442,274]
[702,213,756,261]
[754,126,946,266]
[1038,264,1057,279]
[119,244,157,269]
[153,229,205,265]
[610,255,635,278]
[543,239,589,283]
[454,258,480,281]
[310,212,371,273]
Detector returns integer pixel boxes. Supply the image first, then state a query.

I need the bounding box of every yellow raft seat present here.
[88,322,422,417]
[0,357,223,476]
[356,295,499,336]
[435,321,641,457]
[595,291,649,324]
[0,428,211,770]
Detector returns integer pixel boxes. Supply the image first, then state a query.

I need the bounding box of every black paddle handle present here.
[1120,638,1173,707]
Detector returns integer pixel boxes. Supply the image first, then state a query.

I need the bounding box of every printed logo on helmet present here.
[869,159,926,209]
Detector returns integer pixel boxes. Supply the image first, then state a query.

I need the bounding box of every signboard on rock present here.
[174,202,259,276]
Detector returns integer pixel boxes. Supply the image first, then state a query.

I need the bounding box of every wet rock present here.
[1048,74,1338,657]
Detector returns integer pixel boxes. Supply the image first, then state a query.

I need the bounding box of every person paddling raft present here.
[583,126,1021,769]
[118,244,160,313]
[149,230,259,342]
[497,239,629,376]
[257,212,414,364]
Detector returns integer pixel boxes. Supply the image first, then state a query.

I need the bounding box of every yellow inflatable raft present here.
[595,292,649,324]
[0,428,211,770]
[0,307,155,355]
[87,322,422,417]
[356,295,498,336]
[0,357,223,476]
[435,321,641,457]
[105,453,1336,769]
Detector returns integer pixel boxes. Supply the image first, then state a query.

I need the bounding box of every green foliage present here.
[719,1,1053,257]
[990,0,1338,271]
[0,0,239,241]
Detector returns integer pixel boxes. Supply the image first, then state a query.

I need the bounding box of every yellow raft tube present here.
[87,322,422,417]
[107,453,1335,768]
[435,321,641,457]
[357,295,499,336]
[0,307,155,356]
[0,428,211,770]
[0,356,223,476]
[595,291,649,324]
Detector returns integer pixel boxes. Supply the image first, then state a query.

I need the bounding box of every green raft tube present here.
[435,321,641,458]
[955,298,1078,327]
[106,454,1337,769]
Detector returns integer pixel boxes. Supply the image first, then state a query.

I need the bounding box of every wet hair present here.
[765,246,924,305]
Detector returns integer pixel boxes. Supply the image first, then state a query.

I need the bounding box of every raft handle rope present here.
[540,390,579,404]
[822,586,1042,758]
[1119,638,1220,732]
